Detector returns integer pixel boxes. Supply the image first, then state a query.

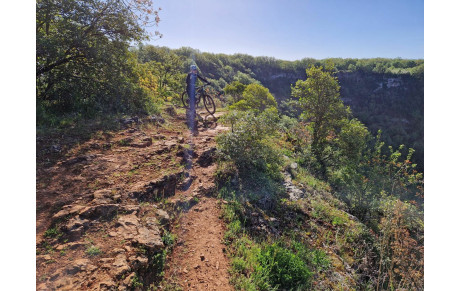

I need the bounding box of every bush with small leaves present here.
[217,108,281,178]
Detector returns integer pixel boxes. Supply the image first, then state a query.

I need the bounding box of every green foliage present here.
[292,65,350,177]
[217,109,281,177]
[86,245,102,257]
[278,115,299,134]
[162,231,176,247]
[44,227,62,239]
[224,81,247,103]
[331,130,423,221]
[136,45,187,104]
[311,199,353,227]
[230,84,278,113]
[36,0,162,121]
[221,199,328,291]
[131,273,144,288]
[335,118,370,162]
[291,167,330,192]
[168,46,424,170]
[257,242,312,290]
[279,99,303,118]
[152,250,167,277]
[233,71,261,85]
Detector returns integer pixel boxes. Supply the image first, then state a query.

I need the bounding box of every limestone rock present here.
[66,242,85,250]
[52,204,85,221]
[98,277,118,290]
[51,144,62,153]
[195,183,216,197]
[283,171,306,201]
[116,214,139,240]
[99,258,114,264]
[112,254,131,278]
[147,115,165,124]
[79,204,119,220]
[120,205,140,214]
[65,216,90,231]
[135,226,164,252]
[123,272,137,286]
[66,259,90,275]
[63,216,90,241]
[119,116,142,127]
[156,209,170,225]
[128,255,149,269]
[117,214,139,228]
[37,254,52,261]
[93,189,119,204]
[37,283,48,290]
[145,217,158,229]
[61,155,96,166]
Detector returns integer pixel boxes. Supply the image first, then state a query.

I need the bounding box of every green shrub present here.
[257,242,312,290]
[217,109,282,178]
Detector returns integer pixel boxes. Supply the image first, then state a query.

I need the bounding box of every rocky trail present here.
[36,109,232,290]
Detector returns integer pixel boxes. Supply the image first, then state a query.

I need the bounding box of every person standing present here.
[186,65,209,133]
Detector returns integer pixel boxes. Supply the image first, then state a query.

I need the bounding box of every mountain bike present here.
[181,84,216,115]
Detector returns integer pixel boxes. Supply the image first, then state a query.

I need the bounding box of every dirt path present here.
[164,114,233,290]
[35,109,232,290]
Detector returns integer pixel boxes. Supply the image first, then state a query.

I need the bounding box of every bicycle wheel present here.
[182,91,200,108]
[181,91,190,108]
[203,94,216,115]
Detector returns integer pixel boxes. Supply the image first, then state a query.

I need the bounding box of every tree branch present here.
[36,54,86,77]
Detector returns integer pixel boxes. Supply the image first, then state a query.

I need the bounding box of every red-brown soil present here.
[36,109,232,290]
[164,122,232,290]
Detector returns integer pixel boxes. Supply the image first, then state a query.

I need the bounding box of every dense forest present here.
[36,0,424,290]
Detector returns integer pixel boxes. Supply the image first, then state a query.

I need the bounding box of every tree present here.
[136,46,185,100]
[336,118,370,163]
[224,81,247,103]
[36,0,161,116]
[331,129,423,220]
[292,66,349,177]
[233,71,260,85]
[37,0,160,78]
[230,83,277,113]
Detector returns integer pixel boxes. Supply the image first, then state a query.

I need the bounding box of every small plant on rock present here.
[131,273,144,288]
[162,231,176,247]
[44,226,62,239]
[86,245,102,257]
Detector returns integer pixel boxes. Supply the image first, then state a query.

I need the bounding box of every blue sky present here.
[148,0,423,60]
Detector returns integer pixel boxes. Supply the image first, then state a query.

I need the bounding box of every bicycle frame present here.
[182,84,216,115]
[194,84,208,102]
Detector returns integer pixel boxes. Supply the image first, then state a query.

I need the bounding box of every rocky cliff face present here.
[336,71,424,169]
[260,70,424,169]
